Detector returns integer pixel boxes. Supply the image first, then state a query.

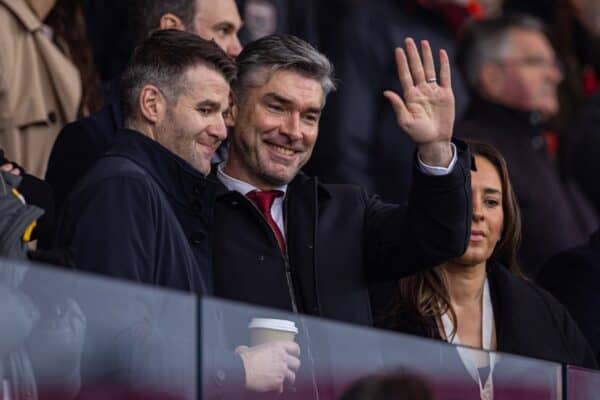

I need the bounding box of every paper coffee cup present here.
[248,318,298,346]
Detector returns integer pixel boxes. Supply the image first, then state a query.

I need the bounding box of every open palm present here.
[384,38,455,146]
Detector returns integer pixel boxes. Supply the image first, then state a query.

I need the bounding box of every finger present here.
[9,168,20,176]
[421,40,436,82]
[405,37,426,84]
[234,345,249,354]
[0,163,12,172]
[281,341,301,357]
[383,90,410,122]
[284,368,296,384]
[394,47,414,93]
[439,49,452,88]
[286,354,301,371]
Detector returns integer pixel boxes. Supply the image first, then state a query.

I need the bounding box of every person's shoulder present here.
[58,104,118,145]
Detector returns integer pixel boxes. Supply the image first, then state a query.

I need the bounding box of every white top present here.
[441,277,497,400]
[216,143,458,237]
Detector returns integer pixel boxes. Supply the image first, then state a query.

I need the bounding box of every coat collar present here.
[464,96,547,135]
[210,166,332,202]
[0,0,41,32]
[106,129,209,206]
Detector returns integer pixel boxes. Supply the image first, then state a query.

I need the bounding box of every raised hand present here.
[384,38,455,167]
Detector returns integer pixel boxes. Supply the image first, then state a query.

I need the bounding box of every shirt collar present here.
[217,162,288,196]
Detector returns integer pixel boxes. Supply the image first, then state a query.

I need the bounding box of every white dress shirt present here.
[216,143,458,238]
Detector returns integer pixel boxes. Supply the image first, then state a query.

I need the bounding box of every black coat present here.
[45,96,121,218]
[538,229,600,366]
[212,140,472,326]
[457,98,598,277]
[55,129,213,293]
[383,262,597,369]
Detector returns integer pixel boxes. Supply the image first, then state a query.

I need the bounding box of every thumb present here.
[235,345,249,355]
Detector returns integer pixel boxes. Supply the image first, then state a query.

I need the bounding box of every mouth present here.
[469,230,486,242]
[266,142,299,158]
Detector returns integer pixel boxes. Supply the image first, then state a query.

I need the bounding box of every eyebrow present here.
[213,21,242,31]
[196,100,224,110]
[483,188,502,195]
[263,93,323,114]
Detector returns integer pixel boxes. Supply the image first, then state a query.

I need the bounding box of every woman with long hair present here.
[383,141,596,370]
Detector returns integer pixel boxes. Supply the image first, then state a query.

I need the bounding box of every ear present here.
[138,85,167,128]
[226,96,238,128]
[479,62,505,99]
[159,13,186,31]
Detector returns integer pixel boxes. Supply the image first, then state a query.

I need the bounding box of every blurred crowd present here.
[2,0,600,399]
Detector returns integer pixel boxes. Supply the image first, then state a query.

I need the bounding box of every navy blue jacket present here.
[55,129,213,293]
[46,88,122,217]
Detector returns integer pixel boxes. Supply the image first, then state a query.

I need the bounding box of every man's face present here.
[491,29,563,117]
[192,0,243,57]
[228,69,324,188]
[155,65,230,175]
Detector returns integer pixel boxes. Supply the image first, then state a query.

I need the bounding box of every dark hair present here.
[119,29,237,125]
[45,0,101,114]
[393,141,523,338]
[233,34,336,104]
[130,0,196,41]
[456,14,547,93]
[339,371,434,400]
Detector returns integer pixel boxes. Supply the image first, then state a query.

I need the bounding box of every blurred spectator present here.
[538,228,600,365]
[45,0,243,218]
[455,15,598,277]
[383,141,597,370]
[0,150,54,246]
[45,0,102,115]
[0,0,87,178]
[237,0,320,46]
[305,0,479,205]
[339,371,434,400]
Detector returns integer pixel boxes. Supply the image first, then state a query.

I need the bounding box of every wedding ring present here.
[426,78,437,83]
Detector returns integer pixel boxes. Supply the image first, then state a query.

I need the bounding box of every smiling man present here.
[211,34,473,394]
[56,29,235,291]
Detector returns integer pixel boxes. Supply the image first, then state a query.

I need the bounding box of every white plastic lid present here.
[248,318,298,334]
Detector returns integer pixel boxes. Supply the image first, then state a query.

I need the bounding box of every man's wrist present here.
[417,141,453,168]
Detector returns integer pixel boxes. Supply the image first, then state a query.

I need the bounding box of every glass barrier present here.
[200,297,562,400]
[567,365,600,399]
[0,257,197,400]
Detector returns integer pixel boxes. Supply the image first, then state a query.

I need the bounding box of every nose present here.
[548,59,564,83]
[282,113,302,140]
[208,114,228,140]
[472,197,484,222]
[228,36,243,58]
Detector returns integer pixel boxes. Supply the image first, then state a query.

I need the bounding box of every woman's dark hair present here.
[45,0,102,114]
[392,141,523,338]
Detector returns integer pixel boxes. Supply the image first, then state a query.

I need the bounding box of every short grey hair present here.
[456,14,546,92]
[233,34,336,104]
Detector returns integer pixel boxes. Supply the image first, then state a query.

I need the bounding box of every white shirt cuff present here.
[417,142,457,176]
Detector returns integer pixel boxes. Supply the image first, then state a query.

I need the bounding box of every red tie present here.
[246,190,286,252]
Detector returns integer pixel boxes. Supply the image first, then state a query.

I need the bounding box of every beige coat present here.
[0,0,81,178]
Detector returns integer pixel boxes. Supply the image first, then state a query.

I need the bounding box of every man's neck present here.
[441,262,487,307]
[222,157,280,192]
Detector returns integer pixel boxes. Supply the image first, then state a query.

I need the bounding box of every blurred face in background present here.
[192,0,243,57]
[481,28,563,118]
